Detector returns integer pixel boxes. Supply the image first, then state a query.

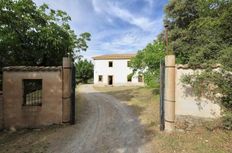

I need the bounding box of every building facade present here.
[93,54,144,86]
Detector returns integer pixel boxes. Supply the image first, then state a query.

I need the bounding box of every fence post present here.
[70,63,76,124]
[160,60,165,131]
[164,55,176,131]
[62,57,72,123]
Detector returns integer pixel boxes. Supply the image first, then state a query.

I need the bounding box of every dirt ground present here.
[0,84,231,153]
[0,85,153,153]
[95,86,232,153]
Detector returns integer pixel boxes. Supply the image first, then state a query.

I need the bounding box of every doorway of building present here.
[108,75,113,85]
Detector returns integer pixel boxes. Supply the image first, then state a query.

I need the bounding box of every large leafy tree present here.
[130,41,165,87]
[0,0,91,89]
[162,0,199,63]
[0,0,91,67]
[163,0,232,66]
[163,0,232,129]
[75,60,93,84]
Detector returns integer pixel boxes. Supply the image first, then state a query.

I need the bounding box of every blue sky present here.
[33,0,168,59]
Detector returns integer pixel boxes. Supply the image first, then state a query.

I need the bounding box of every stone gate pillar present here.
[164,55,176,131]
[62,57,72,123]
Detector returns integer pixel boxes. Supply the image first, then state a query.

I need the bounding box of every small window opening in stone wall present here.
[23,79,42,106]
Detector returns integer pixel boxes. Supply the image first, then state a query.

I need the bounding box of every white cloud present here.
[91,0,157,32]
[91,0,102,13]
[109,6,155,31]
[33,0,165,60]
[144,0,154,7]
[87,27,159,57]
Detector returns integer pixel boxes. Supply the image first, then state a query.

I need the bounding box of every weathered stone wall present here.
[3,69,63,129]
[175,65,221,118]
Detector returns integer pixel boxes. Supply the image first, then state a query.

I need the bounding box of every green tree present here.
[0,0,91,89]
[162,0,200,63]
[75,60,93,84]
[163,0,232,129]
[0,0,91,67]
[130,41,165,87]
[163,0,232,66]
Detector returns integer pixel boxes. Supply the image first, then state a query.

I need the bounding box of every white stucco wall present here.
[93,59,144,86]
[175,67,221,118]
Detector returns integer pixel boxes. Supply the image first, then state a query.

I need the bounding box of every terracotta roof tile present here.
[93,54,136,60]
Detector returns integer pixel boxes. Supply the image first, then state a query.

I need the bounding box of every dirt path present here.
[0,84,150,153]
[57,84,147,153]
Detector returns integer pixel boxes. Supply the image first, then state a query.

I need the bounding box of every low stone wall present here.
[175,65,221,118]
[1,58,73,129]
[3,67,63,129]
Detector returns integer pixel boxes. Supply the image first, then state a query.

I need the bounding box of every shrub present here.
[182,69,232,130]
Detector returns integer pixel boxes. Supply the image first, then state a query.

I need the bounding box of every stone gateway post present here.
[62,57,72,123]
[164,55,176,131]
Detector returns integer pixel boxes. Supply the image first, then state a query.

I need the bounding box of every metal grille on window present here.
[23,79,42,106]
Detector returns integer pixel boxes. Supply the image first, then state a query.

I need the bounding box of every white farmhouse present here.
[93,54,144,86]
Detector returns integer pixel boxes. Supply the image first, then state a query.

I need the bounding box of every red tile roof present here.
[93,54,136,60]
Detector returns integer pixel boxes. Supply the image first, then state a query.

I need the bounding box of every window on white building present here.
[109,61,113,67]
[98,75,103,82]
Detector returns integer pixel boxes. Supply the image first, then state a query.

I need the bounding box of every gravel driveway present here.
[0,84,150,153]
[57,84,147,153]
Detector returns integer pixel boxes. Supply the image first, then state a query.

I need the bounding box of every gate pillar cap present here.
[63,57,72,67]
[165,55,175,66]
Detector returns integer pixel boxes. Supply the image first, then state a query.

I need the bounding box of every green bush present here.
[223,112,232,130]
[144,71,159,88]
[75,59,93,84]
[181,70,232,130]
[130,41,165,88]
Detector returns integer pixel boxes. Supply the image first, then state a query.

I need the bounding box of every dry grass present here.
[95,86,232,153]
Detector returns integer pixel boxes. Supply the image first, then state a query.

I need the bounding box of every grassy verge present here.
[95,86,232,153]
